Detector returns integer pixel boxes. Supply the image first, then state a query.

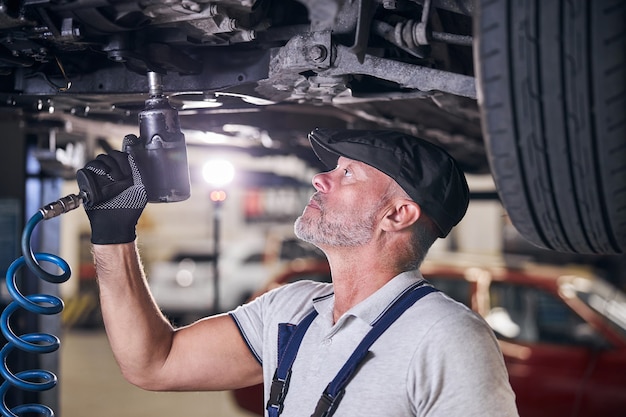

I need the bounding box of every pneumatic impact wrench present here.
[73,71,191,211]
[121,71,191,204]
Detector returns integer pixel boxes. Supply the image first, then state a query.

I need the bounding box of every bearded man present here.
[80,128,519,417]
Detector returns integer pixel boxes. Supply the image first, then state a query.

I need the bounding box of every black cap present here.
[308,128,469,237]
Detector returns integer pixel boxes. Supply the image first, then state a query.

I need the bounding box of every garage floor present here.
[60,329,257,417]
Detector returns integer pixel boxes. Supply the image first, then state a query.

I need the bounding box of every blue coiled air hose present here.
[0,194,84,417]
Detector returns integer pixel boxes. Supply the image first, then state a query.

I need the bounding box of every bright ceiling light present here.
[202,159,235,187]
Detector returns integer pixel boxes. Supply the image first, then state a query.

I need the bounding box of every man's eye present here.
[343,169,352,177]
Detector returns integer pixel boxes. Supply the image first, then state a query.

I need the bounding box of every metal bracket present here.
[267,30,333,75]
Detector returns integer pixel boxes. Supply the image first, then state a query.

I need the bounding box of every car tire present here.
[474,0,626,254]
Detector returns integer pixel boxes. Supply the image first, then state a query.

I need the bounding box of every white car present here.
[148,237,323,324]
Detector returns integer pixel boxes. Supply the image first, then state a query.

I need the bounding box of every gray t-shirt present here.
[230,270,519,417]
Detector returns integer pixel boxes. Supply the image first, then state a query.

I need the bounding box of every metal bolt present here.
[207,4,218,16]
[308,45,328,63]
[227,18,238,31]
[241,30,256,42]
[181,0,201,12]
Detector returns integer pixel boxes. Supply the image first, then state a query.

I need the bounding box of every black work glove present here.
[76,150,147,244]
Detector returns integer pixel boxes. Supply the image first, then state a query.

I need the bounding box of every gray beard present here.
[294,211,375,247]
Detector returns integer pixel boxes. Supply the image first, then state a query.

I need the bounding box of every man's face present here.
[294,157,394,248]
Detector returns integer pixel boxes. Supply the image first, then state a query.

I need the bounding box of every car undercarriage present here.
[1,0,624,255]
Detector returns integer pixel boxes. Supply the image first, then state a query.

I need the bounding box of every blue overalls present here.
[266,281,438,417]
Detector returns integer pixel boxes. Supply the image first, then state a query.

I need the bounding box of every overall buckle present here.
[266,370,292,414]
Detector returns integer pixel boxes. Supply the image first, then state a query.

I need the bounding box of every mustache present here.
[310,193,324,209]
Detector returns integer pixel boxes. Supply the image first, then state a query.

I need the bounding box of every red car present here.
[233,255,626,417]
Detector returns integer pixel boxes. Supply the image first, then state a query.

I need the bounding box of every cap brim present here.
[309,129,341,169]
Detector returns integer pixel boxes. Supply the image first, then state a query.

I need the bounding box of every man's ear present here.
[381,199,421,232]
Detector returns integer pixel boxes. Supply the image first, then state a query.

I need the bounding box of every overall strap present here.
[267,309,318,417]
[311,283,438,417]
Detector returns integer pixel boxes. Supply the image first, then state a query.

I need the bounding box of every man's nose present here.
[312,171,331,192]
